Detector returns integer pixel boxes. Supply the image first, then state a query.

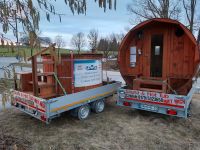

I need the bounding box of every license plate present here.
[140,104,158,111]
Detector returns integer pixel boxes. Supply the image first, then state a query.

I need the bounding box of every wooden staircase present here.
[15,44,67,99]
[25,44,64,99]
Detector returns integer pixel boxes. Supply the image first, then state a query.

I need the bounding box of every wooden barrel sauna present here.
[118,18,200,95]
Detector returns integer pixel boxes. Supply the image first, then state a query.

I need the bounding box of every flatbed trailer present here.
[12,81,121,124]
[117,84,197,118]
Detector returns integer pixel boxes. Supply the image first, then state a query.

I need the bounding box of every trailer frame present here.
[12,81,121,124]
[116,83,197,118]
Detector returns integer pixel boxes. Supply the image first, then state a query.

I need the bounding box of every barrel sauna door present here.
[150,34,163,77]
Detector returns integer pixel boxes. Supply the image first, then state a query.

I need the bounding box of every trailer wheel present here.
[92,99,105,113]
[77,104,90,120]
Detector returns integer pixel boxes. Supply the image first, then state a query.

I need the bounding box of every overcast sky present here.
[38,1,132,49]
[2,1,198,49]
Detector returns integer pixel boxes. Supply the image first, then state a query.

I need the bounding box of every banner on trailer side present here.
[74,60,102,87]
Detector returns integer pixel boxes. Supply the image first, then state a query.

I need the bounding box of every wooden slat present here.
[32,56,38,96]
[37,61,55,64]
[40,93,57,99]
[29,81,54,87]
[134,79,165,85]
[37,72,55,76]
[140,88,163,93]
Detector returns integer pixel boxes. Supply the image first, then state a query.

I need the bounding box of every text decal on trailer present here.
[13,90,46,113]
[125,89,185,108]
[74,60,102,87]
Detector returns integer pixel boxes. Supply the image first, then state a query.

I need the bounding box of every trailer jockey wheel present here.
[187,103,192,117]
[91,99,105,113]
[77,104,90,120]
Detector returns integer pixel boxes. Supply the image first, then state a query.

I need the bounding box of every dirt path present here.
[0,95,200,150]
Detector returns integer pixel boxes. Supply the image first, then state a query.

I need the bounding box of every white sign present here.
[130,46,137,67]
[130,46,136,54]
[74,60,102,87]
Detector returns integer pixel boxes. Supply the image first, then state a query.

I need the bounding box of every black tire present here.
[77,104,90,120]
[91,99,105,113]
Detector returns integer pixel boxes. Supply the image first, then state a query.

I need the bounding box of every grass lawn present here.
[0,46,118,58]
[0,46,76,57]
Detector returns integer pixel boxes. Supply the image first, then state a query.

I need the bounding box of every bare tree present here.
[55,35,66,55]
[183,0,198,32]
[127,0,182,23]
[71,32,86,54]
[87,29,99,53]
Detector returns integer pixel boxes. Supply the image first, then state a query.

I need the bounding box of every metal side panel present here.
[48,82,121,117]
[12,90,49,123]
[185,84,197,108]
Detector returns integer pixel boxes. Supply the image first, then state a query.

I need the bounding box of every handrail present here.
[53,73,67,95]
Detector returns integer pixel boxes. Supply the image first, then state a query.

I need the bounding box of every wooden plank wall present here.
[42,54,103,96]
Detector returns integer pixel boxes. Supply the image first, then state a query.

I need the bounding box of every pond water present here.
[0,57,17,78]
[0,57,32,78]
[0,57,31,111]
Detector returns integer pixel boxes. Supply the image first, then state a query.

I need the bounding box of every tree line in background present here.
[0,27,123,58]
[70,29,124,57]
[17,29,123,58]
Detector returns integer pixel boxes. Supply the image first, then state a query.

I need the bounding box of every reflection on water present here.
[0,57,27,111]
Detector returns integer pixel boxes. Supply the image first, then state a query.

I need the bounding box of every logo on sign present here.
[86,65,97,70]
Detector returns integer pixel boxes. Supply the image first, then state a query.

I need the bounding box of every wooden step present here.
[37,72,55,76]
[133,78,167,93]
[134,78,166,85]
[37,61,55,64]
[40,93,57,99]
[140,88,163,93]
[29,81,55,87]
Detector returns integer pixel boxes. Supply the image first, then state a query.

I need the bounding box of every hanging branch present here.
[0,0,116,37]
